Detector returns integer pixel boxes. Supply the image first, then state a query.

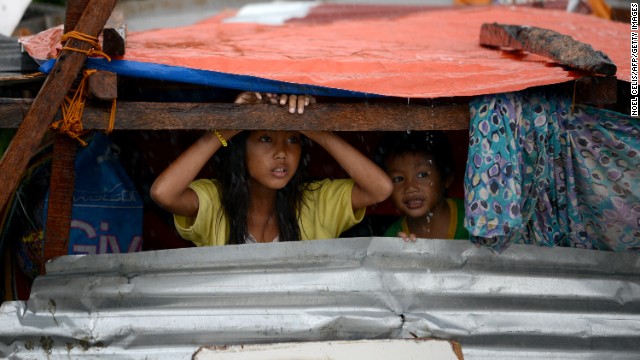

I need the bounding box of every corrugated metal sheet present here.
[1,238,639,359]
[0,35,38,73]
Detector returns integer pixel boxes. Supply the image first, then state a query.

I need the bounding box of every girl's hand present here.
[300,131,393,211]
[234,91,268,104]
[277,94,316,114]
[234,92,315,114]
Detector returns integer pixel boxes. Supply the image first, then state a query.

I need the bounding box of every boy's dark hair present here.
[212,131,309,244]
[375,130,455,182]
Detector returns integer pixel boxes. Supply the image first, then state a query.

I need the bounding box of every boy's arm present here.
[301,131,393,210]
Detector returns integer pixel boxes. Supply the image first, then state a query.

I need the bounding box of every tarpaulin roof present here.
[34,4,629,98]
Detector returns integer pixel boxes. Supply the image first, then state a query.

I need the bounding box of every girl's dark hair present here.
[213,131,309,244]
[375,130,454,181]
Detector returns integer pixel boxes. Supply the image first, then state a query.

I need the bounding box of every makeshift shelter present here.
[7,1,635,252]
[0,1,637,359]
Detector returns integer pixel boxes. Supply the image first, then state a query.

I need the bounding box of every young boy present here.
[377,131,469,241]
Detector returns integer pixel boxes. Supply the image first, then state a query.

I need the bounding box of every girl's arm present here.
[151,92,313,217]
[300,131,393,210]
[150,129,239,217]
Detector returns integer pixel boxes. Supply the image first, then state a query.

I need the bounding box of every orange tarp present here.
[120,6,628,98]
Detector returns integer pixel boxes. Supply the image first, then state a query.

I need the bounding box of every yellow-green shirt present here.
[174,178,365,246]
[383,198,469,240]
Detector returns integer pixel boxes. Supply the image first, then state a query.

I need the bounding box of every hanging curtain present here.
[465,89,639,252]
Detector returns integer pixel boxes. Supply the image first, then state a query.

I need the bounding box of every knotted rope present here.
[60,30,111,62]
[50,31,116,145]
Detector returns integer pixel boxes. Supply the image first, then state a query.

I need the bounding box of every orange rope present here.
[50,69,95,146]
[50,69,118,145]
[51,31,117,144]
[60,30,112,62]
[107,98,116,134]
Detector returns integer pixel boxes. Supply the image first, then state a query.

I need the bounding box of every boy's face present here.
[385,152,451,219]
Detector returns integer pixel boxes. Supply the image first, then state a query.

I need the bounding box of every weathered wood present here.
[104,10,126,57]
[88,70,118,100]
[42,0,94,274]
[0,99,471,131]
[479,23,617,76]
[63,0,90,33]
[0,99,32,126]
[42,136,77,275]
[574,76,617,105]
[0,0,119,222]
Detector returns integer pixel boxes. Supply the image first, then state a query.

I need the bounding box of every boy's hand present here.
[398,231,418,242]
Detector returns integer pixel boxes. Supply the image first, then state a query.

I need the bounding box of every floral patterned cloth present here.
[465,90,639,252]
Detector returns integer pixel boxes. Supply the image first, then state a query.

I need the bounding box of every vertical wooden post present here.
[40,0,91,276]
[43,138,77,271]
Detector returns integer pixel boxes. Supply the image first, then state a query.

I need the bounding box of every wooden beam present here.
[0,98,37,128]
[44,136,77,272]
[65,0,126,58]
[574,76,617,105]
[0,99,471,131]
[479,23,617,76]
[0,0,119,221]
[88,70,118,100]
[63,0,90,33]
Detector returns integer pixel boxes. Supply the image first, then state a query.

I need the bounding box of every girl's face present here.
[386,152,452,219]
[245,130,302,191]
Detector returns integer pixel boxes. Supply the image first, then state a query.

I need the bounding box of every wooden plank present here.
[0,0,119,223]
[88,70,118,100]
[0,98,33,127]
[479,23,617,76]
[0,99,471,131]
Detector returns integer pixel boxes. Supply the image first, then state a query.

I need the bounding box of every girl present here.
[377,131,469,242]
[150,93,393,246]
